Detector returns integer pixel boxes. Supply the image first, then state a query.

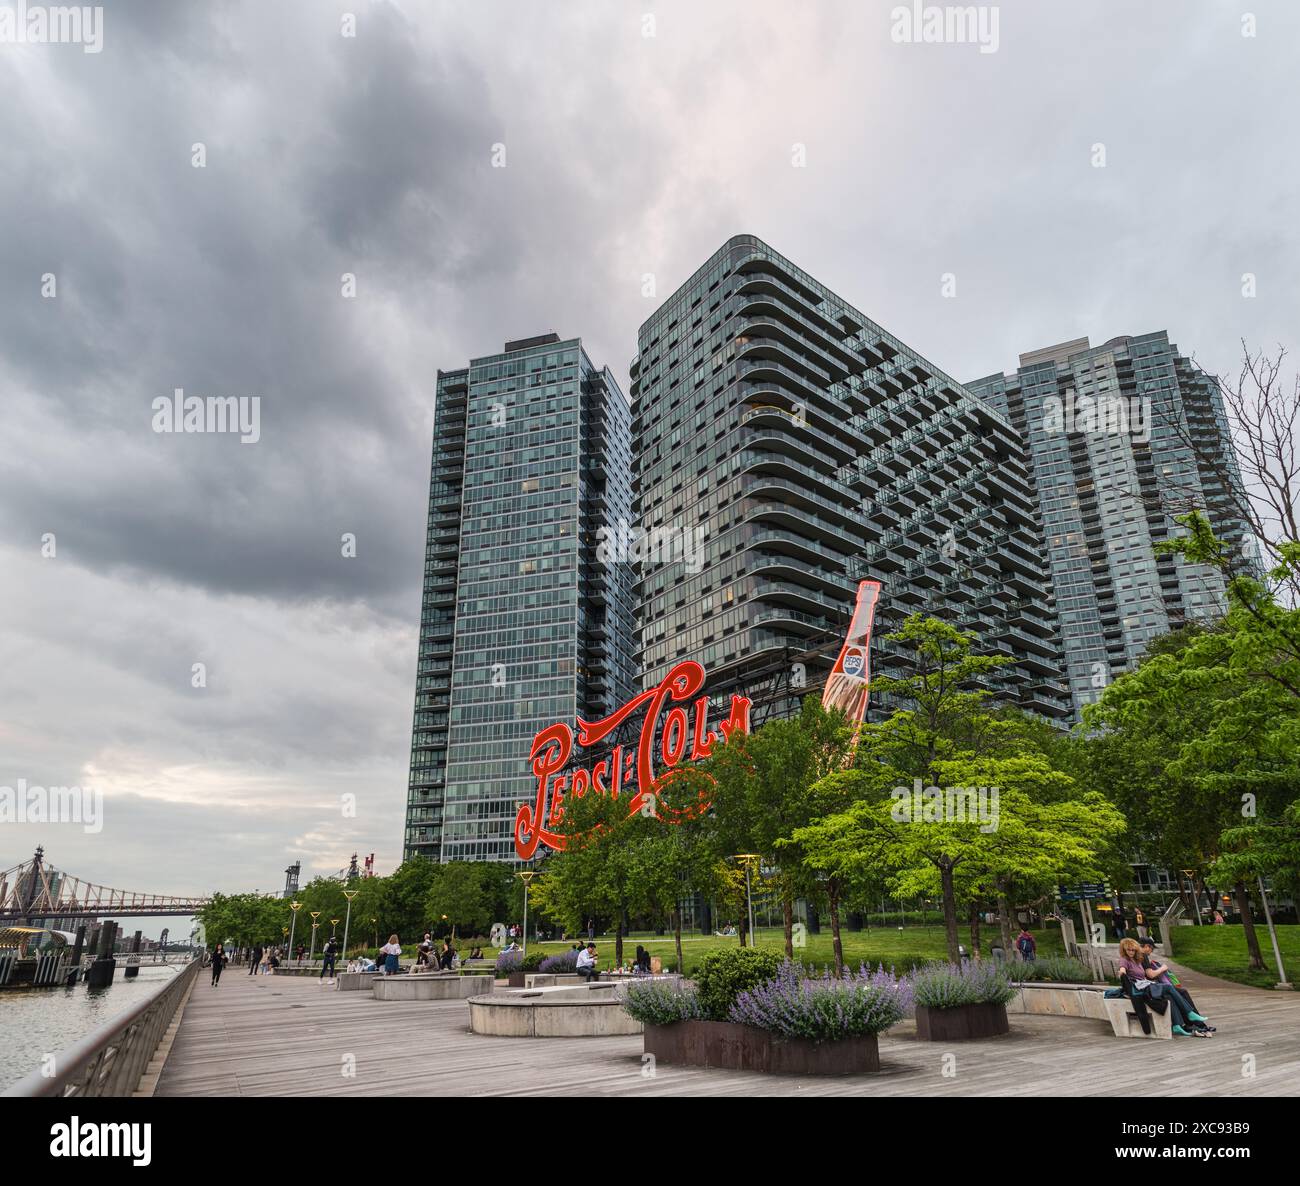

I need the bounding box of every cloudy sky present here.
[1,0,1297,914]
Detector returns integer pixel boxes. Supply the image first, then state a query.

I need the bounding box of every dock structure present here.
[153,964,1300,1097]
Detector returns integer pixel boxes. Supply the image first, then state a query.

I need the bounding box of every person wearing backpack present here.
[320,935,339,980]
[1015,925,1037,962]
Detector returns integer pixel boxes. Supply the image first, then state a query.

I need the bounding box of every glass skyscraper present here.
[967,333,1252,716]
[630,234,1069,722]
[404,334,635,863]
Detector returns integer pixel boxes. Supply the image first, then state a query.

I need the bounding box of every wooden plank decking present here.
[155,963,1300,1097]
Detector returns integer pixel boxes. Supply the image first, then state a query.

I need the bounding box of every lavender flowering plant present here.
[495,950,523,976]
[538,949,579,974]
[622,978,704,1026]
[728,961,913,1041]
[912,959,1018,1008]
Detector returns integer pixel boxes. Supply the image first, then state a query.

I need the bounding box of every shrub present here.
[623,979,704,1026]
[520,950,548,972]
[495,950,523,976]
[1005,955,1094,984]
[912,960,1018,1008]
[695,947,783,1021]
[729,961,912,1041]
[538,949,579,974]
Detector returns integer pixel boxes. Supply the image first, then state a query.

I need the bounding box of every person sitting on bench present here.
[576,943,600,982]
[1118,938,1206,1038]
[1138,938,1214,1033]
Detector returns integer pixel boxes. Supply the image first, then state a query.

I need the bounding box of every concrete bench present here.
[1012,982,1170,1038]
[1011,983,1110,1021]
[1103,995,1173,1039]
[372,973,494,1001]
[467,986,643,1037]
[511,982,625,1002]
[335,971,387,991]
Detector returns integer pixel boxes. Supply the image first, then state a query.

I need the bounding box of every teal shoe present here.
[1172,1025,1191,1036]
[1188,1011,1208,1023]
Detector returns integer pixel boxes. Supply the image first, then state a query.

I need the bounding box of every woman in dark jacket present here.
[210,943,226,986]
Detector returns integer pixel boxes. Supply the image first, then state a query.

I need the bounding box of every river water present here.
[0,963,181,1090]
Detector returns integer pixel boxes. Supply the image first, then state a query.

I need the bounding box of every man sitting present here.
[576,943,600,982]
[1139,938,1215,1032]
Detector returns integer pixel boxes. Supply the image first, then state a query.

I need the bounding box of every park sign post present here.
[1057,883,1108,902]
[513,659,752,860]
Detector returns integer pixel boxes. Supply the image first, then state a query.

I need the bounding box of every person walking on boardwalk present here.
[211,943,226,987]
[320,935,339,980]
[249,943,263,975]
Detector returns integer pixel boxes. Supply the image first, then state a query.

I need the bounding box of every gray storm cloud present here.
[1,0,1297,897]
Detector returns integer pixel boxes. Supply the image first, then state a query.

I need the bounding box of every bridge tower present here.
[282,861,301,900]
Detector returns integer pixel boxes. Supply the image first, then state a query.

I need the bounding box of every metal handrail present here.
[3,957,200,1097]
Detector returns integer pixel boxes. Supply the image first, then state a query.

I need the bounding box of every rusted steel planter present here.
[644,1020,880,1075]
[914,1002,1009,1041]
[506,971,527,988]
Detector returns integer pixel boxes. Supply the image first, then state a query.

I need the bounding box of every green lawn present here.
[520,923,1068,977]
[1167,924,1297,990]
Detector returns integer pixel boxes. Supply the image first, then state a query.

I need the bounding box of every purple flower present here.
[727,960,912,1040]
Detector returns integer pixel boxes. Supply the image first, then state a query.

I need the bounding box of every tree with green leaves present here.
[699,697,855,958]
[424,861,494,938]
[792,615,1126,962]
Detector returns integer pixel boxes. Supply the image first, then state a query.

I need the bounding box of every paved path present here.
[155,971,1300,1097]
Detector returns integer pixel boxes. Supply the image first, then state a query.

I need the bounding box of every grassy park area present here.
[500,922,1070,977]
[1167,923,1298,989]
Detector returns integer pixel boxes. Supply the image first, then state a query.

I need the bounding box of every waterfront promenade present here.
[154,962,1300,1097]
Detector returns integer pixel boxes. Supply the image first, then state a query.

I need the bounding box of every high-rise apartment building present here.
[967,333,1251,715]
[404,334,636,863]
[629,234,1069,722]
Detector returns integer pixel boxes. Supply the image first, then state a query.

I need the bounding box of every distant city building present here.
[629,234,1069,723]
[404,334,636,862]
[967,333,1252,715]
[282,861,300,900]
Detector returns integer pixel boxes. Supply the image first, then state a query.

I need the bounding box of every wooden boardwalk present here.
[155,963,1300,1097]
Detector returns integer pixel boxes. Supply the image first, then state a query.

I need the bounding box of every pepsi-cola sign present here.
[513,660,752,860]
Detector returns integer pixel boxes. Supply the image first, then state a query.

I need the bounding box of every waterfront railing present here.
[2,957,200,1097]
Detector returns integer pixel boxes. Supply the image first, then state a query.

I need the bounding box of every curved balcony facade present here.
[632,234,1069,722]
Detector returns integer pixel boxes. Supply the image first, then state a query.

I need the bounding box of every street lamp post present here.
[341,889,358,961]
[330,919,340,940]
[517,871,536,957]
[1257,874,1293,989]
[308,911,321,961]
[288,901,302,964]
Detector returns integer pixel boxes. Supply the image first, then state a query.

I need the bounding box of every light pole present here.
[730,855,760,948]
[309,911,321,961]
[342,889,358,960]
[517,871,536,957]
[330,919,340,940]
[1257,874,1293,989]
[288,901,302,964]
